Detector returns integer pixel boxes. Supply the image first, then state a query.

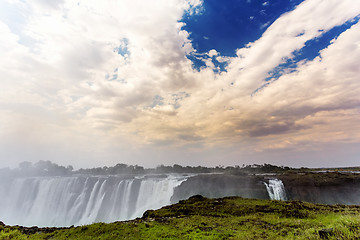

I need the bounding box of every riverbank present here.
[1,195,360,239]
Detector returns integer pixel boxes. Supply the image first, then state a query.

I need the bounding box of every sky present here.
[0,0,360,169]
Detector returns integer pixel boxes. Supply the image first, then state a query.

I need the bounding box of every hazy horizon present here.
[1,0,360,169]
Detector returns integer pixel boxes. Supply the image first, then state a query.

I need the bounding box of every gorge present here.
[1,170,360,227]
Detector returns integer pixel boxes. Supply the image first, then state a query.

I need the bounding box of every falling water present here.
[0,175,187,227]
[264,179,287,200]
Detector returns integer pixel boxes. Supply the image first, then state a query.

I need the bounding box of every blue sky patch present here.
[114,38,130,57]
[187,53,228,73]
[212,57,228,73]
[186,54,207,71]
[150,95,164,108]
[265,17,360,82]
[294,17,360,62]
[181,0,304,57]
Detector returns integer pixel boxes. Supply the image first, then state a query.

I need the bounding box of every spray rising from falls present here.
[0,175,187,227]
[264,179,287,200]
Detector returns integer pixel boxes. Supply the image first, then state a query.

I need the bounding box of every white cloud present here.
[0,0,360,168]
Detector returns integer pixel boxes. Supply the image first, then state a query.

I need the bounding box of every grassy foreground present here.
[1,195,360,239]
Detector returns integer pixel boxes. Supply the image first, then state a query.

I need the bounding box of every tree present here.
[19,161,32,170]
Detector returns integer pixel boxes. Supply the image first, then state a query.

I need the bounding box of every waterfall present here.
[0,175,187,227]
[264,179,287,200]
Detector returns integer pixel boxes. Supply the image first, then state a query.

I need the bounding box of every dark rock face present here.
[279,172,360,205]
[171,174,269,203]
[171,172,360,205]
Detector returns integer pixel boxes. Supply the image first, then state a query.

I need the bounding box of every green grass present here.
[1,195,360,239]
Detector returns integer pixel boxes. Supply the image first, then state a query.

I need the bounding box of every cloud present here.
[0,0,360,168]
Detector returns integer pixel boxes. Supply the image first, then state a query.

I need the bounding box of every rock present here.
[171,174,269,203]
[318,228,333,239]
[280,172,360,205]
[19,226,39,235]
[142,210,155,218]
[188,195,205,202]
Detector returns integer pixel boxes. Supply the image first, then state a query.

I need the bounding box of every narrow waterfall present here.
[0,175,187,227]
[264,179,287,200]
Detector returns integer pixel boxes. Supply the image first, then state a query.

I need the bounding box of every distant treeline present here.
[0,161,74,178]
[0,160,297,178]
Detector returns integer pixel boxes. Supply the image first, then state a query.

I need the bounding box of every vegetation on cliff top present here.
[1,196,360,239]
[2,160,359,178]
[0,161,294,178]
[279,171,360,187]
